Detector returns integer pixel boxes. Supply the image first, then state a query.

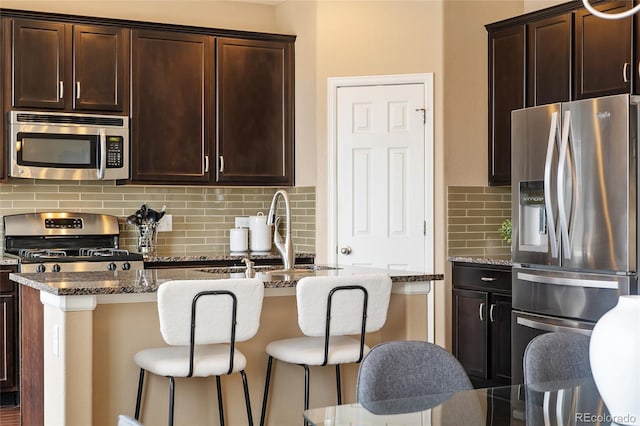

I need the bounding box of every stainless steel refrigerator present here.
[510,94,638,384]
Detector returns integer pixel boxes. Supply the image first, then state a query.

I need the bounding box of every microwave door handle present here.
[544,111,560,258]
[98,129,106,179]
[557,110,572,259]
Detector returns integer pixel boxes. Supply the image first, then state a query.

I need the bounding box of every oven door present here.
[511,310,594,384]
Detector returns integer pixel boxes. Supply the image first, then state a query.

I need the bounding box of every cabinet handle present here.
[480,276,497,282]
[479,302,485,321]
[204,155,209,173]
[59,81,64,99]
[219,156,224,173]
[489,304,496,322]
[624,62,630,83]
[76,81,81,99]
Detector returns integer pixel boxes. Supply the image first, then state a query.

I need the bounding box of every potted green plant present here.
[500,218,512,245]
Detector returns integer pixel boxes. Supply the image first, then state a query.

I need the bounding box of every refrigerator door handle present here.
[516,271,620,289]
[516,317,592,336]
[544,111,560,259]
[557,110,572,259]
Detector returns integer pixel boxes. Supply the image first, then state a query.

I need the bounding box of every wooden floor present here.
[0,406,20,425]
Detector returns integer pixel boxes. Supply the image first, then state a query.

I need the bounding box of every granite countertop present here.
[144,252,315,264]
[448,256,512,267]
[9,265,444,296]
[0,253,18,266]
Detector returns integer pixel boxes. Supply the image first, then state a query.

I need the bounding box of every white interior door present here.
[334,82,430,271]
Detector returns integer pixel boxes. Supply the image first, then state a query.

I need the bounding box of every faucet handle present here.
[271,217,282,243]
[242,258,255,278]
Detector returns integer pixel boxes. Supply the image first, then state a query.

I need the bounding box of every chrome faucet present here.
[267,189,294,270]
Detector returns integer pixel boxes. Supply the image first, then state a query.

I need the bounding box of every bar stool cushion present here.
[134,344,248,377]
[266,336,370,365]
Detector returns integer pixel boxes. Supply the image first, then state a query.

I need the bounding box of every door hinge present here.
[424,220,427,236]
[416,107,426,124]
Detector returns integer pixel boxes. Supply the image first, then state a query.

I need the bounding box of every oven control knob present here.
[122,262,131,271]
[52,264,61,273]
[108,262,117,271]
[37,264,46,273]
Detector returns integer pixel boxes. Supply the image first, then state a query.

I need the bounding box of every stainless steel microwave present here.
[9,111,129,180]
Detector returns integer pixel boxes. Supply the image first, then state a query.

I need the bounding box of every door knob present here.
[340,246,352,255]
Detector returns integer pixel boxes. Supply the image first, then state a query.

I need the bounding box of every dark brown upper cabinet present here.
[72,24,129,112]
[216,37,294,185]
[487,25,525,187]
[574,1,632,99]
[487,0,637,186]
[8,18,128,113]
[130,30,214,184]
[527,13,572,106]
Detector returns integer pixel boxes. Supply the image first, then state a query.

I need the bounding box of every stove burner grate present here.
[19,249,68,258]
[79,248,131,257]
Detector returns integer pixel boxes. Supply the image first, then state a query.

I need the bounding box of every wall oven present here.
[9,111,129,180]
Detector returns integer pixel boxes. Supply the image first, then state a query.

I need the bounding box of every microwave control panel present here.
[106,136,124,168]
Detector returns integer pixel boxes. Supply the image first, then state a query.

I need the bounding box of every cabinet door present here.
[73,24,128,112]
[11,19,68,109]
[490,294,512,384]
[0,268,17,393]
[453,289,489,380]
[574,1,632,99]
[527,13,572,106]
[488,25,525,186]
[131,30,213,183]
[1,18,7,181]
[216,37,294,185]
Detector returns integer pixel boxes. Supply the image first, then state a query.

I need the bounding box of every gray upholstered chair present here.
[355,340,473,414]
[523,331,592,385]
[133,279,264,426]
[523,332,594,426]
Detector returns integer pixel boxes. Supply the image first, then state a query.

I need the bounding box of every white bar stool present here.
[259,274,392,425]
[132,278,264,426]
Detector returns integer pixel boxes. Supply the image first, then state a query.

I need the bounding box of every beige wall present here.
[0,0,280,32]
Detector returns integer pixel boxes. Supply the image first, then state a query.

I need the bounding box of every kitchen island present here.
[10,266,441,426]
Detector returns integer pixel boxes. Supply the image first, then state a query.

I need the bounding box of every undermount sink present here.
[198,264,342,280]
[256,265,341,280]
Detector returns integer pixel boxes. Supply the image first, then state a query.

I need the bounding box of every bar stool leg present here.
[335,364,342,404]
[216,376,225,426]
[303,365,310,426]
[259,356,274,426]
[168,376,175,426]
[240,370,254,426]
[135,368,145,420]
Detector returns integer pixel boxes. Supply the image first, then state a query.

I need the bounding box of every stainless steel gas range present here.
[3,212,144,273]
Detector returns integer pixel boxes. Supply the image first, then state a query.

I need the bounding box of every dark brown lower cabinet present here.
[0,266,18,407]
[452,262,512,388]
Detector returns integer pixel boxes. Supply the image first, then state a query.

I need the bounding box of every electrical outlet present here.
[157,214,172,232]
